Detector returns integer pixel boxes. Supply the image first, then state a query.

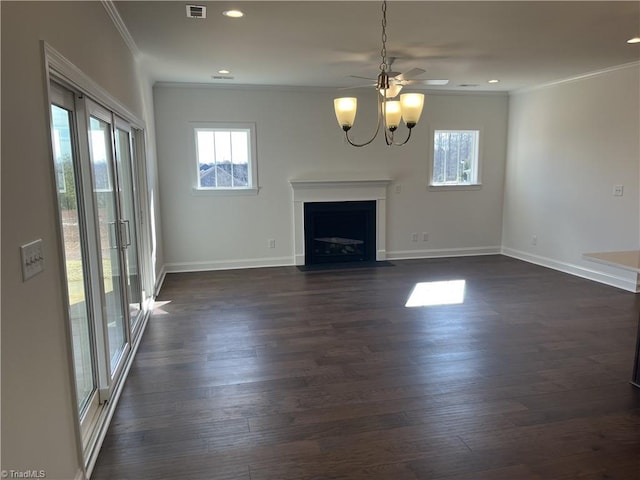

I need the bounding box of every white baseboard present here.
[165,256,295,273]
[501,247,640,293]
[161,248,639,293]
[165,247,507,271]
[387,246,501,260]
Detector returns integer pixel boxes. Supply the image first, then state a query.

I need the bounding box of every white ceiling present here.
[113,1,640,92]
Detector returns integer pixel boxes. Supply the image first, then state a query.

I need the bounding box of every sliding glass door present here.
[48,81,149,452]
[50,83,100,431]
[86,103,129,375]
[114,119,143,333]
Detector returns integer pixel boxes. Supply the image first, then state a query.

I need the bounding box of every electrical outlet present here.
[20,239,45,281]
[411,233,418,242]
[268,239,276,249]
[613,185,624,196]
[395,184,401,194]
[531,235,538,246]
[422,232,429,242]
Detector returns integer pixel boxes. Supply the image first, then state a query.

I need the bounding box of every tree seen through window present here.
[432,130,479,185]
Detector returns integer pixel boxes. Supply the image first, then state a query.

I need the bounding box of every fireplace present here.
[290,178,391,266]
[304,201,376,265]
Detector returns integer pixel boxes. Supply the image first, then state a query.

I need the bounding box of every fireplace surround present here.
[290,178,391,266]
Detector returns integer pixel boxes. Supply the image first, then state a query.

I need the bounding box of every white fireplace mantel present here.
[290,178,392,265]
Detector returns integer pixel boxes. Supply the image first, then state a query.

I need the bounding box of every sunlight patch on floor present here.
[151,300,172,315]
[405,280,466,307]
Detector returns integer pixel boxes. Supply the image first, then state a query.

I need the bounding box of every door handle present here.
[108,221,119,249]
[120,220,132,248]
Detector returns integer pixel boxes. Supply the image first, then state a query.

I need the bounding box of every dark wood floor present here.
[92,255,640,480]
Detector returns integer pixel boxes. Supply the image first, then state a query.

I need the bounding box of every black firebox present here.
[303,201,376,265]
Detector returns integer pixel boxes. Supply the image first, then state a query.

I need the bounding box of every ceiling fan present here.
[346,57,449,98]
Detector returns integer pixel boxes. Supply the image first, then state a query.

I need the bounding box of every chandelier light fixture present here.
[333,0,425,147]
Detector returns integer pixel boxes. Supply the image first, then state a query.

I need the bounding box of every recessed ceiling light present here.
[223,9,244,18]
[488,79,500,84]
[218,69,231,74]
[627,37,640,44]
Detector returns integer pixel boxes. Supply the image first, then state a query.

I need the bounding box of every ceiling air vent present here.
[186,4,206,19]
[211,75,234,80]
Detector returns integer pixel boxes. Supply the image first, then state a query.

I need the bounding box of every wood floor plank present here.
[91,256,640,479]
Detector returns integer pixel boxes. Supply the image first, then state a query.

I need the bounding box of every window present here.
[431,130,480,187]
[194,123,257,193]
[51,106,70,193]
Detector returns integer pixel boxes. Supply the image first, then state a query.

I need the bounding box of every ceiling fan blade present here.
[395,68,426,81]
[424,79,450,86]
[339,83,375,90]
[348,75,376,81]
[400,78,450,87]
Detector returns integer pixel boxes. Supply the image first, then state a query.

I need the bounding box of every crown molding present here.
[511,61,640,95]
[101,0,140,58]
[153,81,508,98]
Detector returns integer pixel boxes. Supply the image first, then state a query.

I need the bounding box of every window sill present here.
[428,184,482,192]
[192,187,260,196]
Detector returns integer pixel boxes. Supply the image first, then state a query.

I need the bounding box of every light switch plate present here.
[20,239,45,281]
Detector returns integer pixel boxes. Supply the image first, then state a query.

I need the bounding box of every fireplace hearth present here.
[304,201,376,265]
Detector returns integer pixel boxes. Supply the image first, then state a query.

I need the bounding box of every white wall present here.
[154,85,509,271]
[1,2,162,478]
[502,64,640,291]
[138,69,165,293]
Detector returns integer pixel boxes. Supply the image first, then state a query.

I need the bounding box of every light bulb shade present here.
[334,97,357,129]
[378,84,403,98]
[400,93,425,126]
[384,100,402,129]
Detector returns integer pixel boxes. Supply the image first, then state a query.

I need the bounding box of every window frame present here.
[428,127,483,191]
[191,121,258,195]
